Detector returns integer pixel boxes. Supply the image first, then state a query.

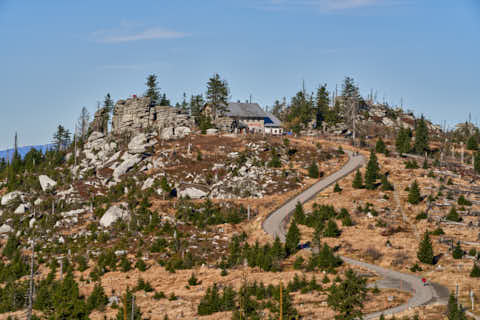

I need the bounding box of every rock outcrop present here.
[100,204,130,228]
[90,107,110,135]
[112,96,193,135]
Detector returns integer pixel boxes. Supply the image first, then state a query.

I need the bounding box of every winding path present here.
[263,149,450,319]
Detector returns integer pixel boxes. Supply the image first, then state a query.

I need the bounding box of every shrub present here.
[333,183,342,193]
[446,206,462,222]
[188,273,201,286]
[452,242,464,259]
[431,227,445,235]
[470,264,480,278]
[458,195,472,206]
[365,247,382,261]
[415,212,427,220]
[153,291,166,300]
[293,257,304,270]
[408,180,421,205]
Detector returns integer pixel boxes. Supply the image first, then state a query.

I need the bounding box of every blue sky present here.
[1,0,479,149]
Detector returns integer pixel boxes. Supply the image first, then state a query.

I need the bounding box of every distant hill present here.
[0,144,53,161]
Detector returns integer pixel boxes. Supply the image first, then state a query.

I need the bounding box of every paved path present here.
[262,149,450,319]
[263,150,364,242]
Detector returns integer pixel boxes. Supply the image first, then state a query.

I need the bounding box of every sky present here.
[0,0,479,149]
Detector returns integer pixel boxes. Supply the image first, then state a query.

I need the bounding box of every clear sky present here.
[1,0,479,149]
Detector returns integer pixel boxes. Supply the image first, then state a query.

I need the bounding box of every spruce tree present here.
[380,175,394,191]
[417,232,434,265]
[467,135,478,151]
[86,283,108,312]
[446,206,462,222]
[408,180,421,205]
[145,74,160,105]
[333,183,342,193]
[323,219,341,238]
[327,269,367,320]
[285,220,301,256]
[475,152,480,175]
[315,84,330,126]
[470,263,480,278]
[452,242,464,259]
[395,128,412,154]
[414,116,429,155]
[116,288,142,320]
[447,293,467,320]
[352,170,363,189]
[308,161,320,178]
[375,138,386,154]
[206,73,229,120]
[293,202,306,225]
[364,150,379,190]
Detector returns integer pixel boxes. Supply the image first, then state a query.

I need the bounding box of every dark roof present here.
[225,102,268,118]
[264,112,283,127]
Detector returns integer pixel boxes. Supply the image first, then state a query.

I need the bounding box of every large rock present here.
[100,204,130,228]
[88,131,105,142]
[161,126,191,140]
[206,128,218,135]
[179,187,208,199]
[1,191,23,206]
[113,154,142,180]
[14,204,29,214]
[39,175,57,191]
[0,224,12,234]
[128,133,155,154]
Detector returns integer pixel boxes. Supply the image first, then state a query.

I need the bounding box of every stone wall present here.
[112,96,193,134]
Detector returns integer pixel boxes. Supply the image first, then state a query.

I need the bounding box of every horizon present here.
[1,0,480,149]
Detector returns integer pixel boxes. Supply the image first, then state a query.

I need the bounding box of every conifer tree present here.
[474,152,480,175]
[333,183,342,193]
[452,242,464,259]
[446,206,462,222]
[323,219,341,238]
[116,288,142,320]
[206,73,229,120]
[308,160,320,178]
[327,269,367,320]
[364,150,379,190]
[408,180,421,205]
[315,84,330,126]
[417,232,434,265]
[352,170,363,189]
[380,175,394,191]
[293,202,305,225]
[285,220,301,256]
[470,263,480,278]
[467,135,479,151]
[447,293,468,320]
[86,283,108,312]
[414,116,429,154]
[395,128,412,154]
[375,138,386,154]
[145,74,160,105]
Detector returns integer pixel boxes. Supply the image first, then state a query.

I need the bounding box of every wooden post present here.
[27,237,35,320]
[279,282,283,320]
[471,289,474,311]
[131,295,135,320]
[124,293,127,320]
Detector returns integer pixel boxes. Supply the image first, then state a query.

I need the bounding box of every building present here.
[202,102,283,134]
[264,112,284,135]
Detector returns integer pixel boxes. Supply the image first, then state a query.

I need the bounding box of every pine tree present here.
[206,73,229,120]
[408,180,421,205]
[116,288,142,320]
[395,128,412,154]
[446,206,462,222]
[467,135,479,151]
[364,150,380,190]
[315,84,330,127]
[145,74,160,105]
[375,138,386,154]
[86,283,108,312]
[447,293,468,320]
[327,269,367,320]
[293,202,306,225]
[323,219,341,238]
[190,94,205,119]
[380,175,394,191]
[285,220,301,256]
[452,242,464,259]
[308,161,320,178]
[417,232,434,265]
[352,170,363,189]
[333,183,342,193]
[475,152,480,174]
[414,116,429,155]
[470,263,480,278]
